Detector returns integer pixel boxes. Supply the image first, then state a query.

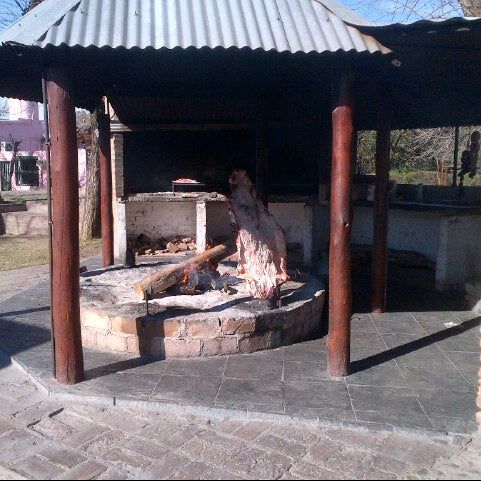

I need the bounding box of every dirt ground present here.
[0,235,102,271]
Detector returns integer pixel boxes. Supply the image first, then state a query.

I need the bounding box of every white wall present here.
[319,204,481,290]
[205,202,231,240]
[437,215,481,290]
[351,207,441,263]
[126,201,197,241]
[269,203,306,246]
[117,199,316,265]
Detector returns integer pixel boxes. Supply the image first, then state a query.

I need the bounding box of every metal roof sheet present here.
[0,0,390,55]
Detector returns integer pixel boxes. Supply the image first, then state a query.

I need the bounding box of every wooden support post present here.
[256,122,268,206]
[452,126,460,187]
[371,111,391,314]
[46,66,84,384]
[99,103,114,267]
[327,72,354,378]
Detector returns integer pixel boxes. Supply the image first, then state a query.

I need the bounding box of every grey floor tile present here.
[436,334,479,353]
[83,349,123,371]
[346,364,408,388]
[373,320,426,335]
[284,380,352,411]
[348,385,425,416]
[166,358,227,378]
[452,311,481,321]
[217,378,283,407]
[151,374,220,404]
[416,389,477,419]
[350,347,393,363]
[382,334,424,349]
[93,373,160,398]
[371,312,416,323]
[246,347,285,361]
[355,410,433,430]
[1,276,478,437]
[224,356,283,381]
[394,347,452,368]
[284,361,334,383]
[115,359,169,375]
[284,340,326,362]
[350,332,386,349]
[400,365,474,392]
[442,351,480,371]
[419,322,461,335]
[429,416,478,434]
[459,369,478,389]
[411,312,458,324]
[350,315,378,333]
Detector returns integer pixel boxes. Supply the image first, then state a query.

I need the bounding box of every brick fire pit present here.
[79,262,325,358]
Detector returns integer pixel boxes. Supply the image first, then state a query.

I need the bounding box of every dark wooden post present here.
[327,72,354,378]
[46,66,84,385]
[371,111,391,313]
[256,122,268,206]
[99,103,114,267]
[452,126,460,187]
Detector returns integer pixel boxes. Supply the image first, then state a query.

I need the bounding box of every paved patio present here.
[0,260,479,436]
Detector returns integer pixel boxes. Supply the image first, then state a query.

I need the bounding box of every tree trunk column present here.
[99,106,114,267]
[372,112,391,313]
[46,66,84,385]
[327,72,354,378]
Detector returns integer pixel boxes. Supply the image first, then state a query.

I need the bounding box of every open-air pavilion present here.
[0,0,479,434]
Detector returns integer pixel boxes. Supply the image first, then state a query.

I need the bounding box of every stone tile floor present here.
[0,261,479,435]
[1,259,481,479]
[0,356,480,480]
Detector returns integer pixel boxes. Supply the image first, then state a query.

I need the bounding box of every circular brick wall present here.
[80,265,325,358]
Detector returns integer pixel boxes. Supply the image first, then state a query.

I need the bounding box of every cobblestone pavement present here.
[0,360,479,480]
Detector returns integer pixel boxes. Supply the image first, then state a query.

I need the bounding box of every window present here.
[16,156,39,187]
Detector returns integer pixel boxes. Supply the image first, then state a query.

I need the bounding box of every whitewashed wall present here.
[437,215,481,290]
[319,204,481,290]
[116,199,316,266]
[126,201,197,241]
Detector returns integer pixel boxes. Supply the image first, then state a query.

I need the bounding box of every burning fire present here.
[180,270,191,286]
[179,260,219,288]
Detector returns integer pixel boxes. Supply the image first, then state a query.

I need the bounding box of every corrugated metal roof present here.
[0,0,390,55]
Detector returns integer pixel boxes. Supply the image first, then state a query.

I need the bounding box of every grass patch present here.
[0,236,102,271]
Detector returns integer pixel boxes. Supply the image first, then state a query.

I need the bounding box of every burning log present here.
[133,242,236,299]
[229,170,289,301]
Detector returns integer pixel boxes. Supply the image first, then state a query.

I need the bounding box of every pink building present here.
[0,99,87,192]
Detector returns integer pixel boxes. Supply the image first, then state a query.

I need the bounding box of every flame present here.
[180,272,190,285]
[179,264,199,286]
[178,259,219,288]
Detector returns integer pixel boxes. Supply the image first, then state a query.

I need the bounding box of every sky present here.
[343,0,463,22]
[0,0,466,29]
